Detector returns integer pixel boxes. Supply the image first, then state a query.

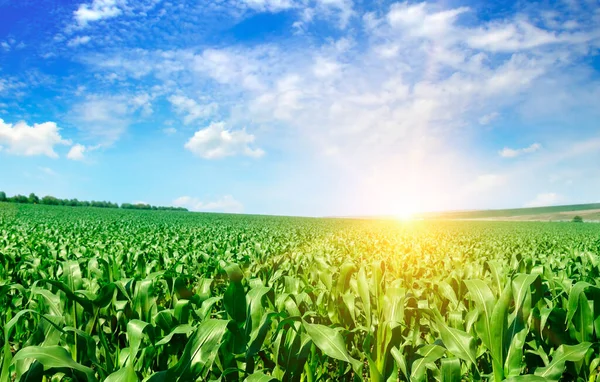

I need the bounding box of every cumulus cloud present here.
[499,143,541,158]
[184,122,264,159]
[67,144,86,160]
[0,119,71,157]
[524,192,562,207]
[74,0,123,27]
[172,195,244,213]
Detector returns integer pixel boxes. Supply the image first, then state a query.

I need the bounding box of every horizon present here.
[2,189,599,220]
[1,0,599,217]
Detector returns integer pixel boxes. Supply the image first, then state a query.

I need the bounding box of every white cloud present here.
[74,0,123,27]
[70,94,152,144]
[168,95,217,124]
[386,2,469,39]
[172,195,244,213]
[163,127,177,135]
[0,119,71,157]
[39,167,57,176]
[500,143,541,158]
[68,35,92,47]
[241,0,295,12]
[67,144,86,161]
[478,112,499,125]
[313,56,341,78]
[77,0,600,212]
[524,192,562,207]
[71,97,129,144]
[184,122,264,159]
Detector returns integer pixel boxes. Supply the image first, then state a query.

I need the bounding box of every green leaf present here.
[504,327,527,378]
[511,274,538,318]
[358,267,372,329]
[440,357,461,382]
[411,345,446,382]
[565,282,599,326]
[169,319,229,381]
[105,365,139,382]
[12,345,97,382]
[391,346,408,380]
[534,342,592,381]
[435,318,478,367]
[224,279,247,326]
[244,371,277,382]
[126,319,152,367]
[490,281,511,381]
[155,325,194,346]
[464,280,495,360]
[505,376,549,382]
[302,321,362,374]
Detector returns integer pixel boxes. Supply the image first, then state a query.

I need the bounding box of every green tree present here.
[572,215,584,223]
[28,193,39,204]
[41,195,59,205]
[0,191,6,202]
[13,194,29,203]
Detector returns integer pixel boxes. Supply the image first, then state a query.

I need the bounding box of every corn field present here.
[1,203,599,381]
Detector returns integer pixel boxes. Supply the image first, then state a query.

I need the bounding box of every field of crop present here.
[1,202,599,382]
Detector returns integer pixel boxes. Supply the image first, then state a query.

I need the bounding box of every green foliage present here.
[573,215,584,223]
[0,203,599,381]
[0,191,187,211]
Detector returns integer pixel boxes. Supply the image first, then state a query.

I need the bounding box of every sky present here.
[0,0,599,216]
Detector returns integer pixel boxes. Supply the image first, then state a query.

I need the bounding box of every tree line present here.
[0,191,188,212]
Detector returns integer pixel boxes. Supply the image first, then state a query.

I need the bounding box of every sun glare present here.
[395,210,414,221]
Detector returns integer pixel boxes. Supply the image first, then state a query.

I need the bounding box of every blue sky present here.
[0,0,599,216]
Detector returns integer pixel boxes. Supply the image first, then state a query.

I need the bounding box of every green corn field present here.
[1,203,599,381]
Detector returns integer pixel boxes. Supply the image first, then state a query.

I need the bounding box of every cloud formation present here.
[172,195,244,213]
[524,192,562,207]
[168,95,217,125]
[67,144,87,161]
[0,119,71,157]
[499,143,542,158]
[74,0,123,27]
[184,122,264,159]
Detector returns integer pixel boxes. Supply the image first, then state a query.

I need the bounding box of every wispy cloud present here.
[168,95,217,125]
[524,192,563,207]
[68,35,92,47]
[499,143,542,158]
[172,195,244,213]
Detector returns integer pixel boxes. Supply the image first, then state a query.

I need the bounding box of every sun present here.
[394,210,414,221]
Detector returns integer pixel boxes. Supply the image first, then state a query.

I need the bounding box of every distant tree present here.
[1,190,186,212]
[41,195,56,205]
[13,194,29,203]
[572,215,584,223]
[28,193,39,204]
